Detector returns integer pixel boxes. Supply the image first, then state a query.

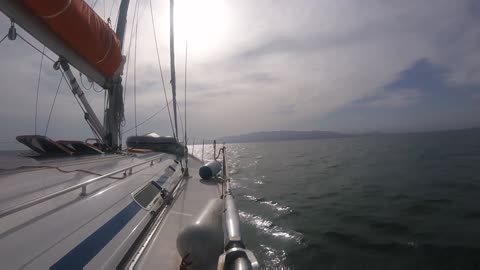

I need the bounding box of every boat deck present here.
[130,157,223,269]
[0,151,224,269]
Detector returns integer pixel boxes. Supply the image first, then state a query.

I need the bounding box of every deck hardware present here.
[0,154,163,218]
[8,21,16,40]
[80,186,87,196]
[160,189,173,205]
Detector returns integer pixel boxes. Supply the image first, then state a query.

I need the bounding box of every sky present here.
[1,0,480,149]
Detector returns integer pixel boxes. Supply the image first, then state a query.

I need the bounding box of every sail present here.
[21,0,122,77]
[0,0,123,86]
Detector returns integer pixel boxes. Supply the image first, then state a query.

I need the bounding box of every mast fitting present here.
[8,21,16,40]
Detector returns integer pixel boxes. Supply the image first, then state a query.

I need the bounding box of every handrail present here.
[0,154,164,219]
[219,145,260,270]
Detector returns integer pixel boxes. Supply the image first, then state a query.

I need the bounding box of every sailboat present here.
[0,0,259,269]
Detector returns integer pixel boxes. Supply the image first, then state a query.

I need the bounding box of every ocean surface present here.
[193,129,480,269]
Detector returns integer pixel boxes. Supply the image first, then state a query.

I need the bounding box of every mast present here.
[170,0,179,141]
[105,0,130,150]
[116,0,130,47]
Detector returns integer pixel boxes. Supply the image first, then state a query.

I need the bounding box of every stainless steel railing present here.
[0,154,164,219]
[217,145,260,270]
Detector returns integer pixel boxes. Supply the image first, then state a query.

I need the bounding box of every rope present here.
[184,40,188,168]
[123,0,139,103]
[121,99,173,135]
[133,0,140,136]
[149,0,176,139]
[44,75,64,136]
[215,146,224,160]
[34,46,46,135]
[92,83,104,92]
[103,89,107,124]
[114,1,120,30]
[109,0,117,19]
[176,103,185,143]
[17,34,55,62]
[79,73,93,90]
[0,34,8,45]
[184,40,188,144]
[60,70,104,143]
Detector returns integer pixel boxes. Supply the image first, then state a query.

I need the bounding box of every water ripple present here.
[258,244,287,268]
[239,211,303,244]
[243,195,292,213]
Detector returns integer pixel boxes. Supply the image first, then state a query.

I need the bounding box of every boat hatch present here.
[132,181,163,209]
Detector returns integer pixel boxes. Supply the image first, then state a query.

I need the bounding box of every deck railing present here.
[0,154,164,219]
[217,145,260,270]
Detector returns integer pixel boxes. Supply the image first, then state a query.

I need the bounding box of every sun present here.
[174,0,229,53]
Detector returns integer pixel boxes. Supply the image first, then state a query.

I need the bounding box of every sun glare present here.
[175,0,229,52]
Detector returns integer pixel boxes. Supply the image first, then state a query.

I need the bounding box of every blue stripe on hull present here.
[50,201,142,270]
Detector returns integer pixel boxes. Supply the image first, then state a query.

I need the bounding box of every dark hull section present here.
[126,136,185,157]
[16,135,72,155]
[16,135,102,156]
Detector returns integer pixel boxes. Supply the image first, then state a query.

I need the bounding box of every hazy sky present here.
[1,0,480,149]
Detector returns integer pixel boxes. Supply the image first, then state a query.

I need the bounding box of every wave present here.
[243,195,292,213]
[254,178,264,184]
[258,244,287,268]
[239,211,303,244]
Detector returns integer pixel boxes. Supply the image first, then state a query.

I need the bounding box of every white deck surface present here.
[132,157,222,269]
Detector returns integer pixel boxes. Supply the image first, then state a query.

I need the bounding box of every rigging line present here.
[79,73,93,90]
[123,0,139,103]
[176,102,185,143]
[60,70,104,142]
[103,89,107,124]
[44,75,64,136]
[121,99,173,135]
[149,0,176,140]
[0,34,8,45]
[91,0,99,9]
[114,1,120,30]
[92,83,104,92]
[34,46,46,135]
[109,0,118,18]
[17,34,55,63]
[184,40,188,144]
[133,0,141,136]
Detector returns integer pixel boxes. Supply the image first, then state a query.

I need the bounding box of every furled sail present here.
[0,0,123,87]
[21,0,122,77]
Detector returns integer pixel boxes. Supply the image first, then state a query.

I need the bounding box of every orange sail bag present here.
[21,0,122,77]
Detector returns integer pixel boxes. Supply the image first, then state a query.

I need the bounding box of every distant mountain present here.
[219,130,351,143]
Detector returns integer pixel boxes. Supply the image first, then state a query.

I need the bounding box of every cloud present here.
[1,0,480,148]
[361,89,421,108]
